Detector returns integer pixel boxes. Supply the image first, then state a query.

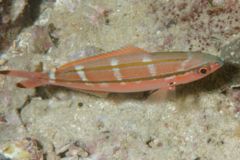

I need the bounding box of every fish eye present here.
[198,67,209,75]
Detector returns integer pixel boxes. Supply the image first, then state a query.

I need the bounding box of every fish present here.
[0,46,223,94]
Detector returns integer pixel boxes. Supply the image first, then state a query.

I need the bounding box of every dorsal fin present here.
[57,46,149,71]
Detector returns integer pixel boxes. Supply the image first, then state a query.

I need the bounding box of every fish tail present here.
[0,70,47,79]
[17,79,48,88]
[0,70,49,88]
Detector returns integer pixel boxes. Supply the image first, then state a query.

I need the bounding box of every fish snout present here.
[210,58,224,72]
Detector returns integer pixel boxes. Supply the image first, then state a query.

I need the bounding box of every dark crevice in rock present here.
[28,0,43,23]
[16,95,32,131]
[0,0,43,51]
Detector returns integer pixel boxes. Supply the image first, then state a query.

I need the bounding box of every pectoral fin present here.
[78,89,109,98]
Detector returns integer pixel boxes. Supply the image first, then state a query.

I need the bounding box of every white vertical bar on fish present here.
[75,65,88,81]
[110,58,122,81]
[142,56,157,76]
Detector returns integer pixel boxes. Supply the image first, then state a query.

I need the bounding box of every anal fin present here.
[77,89,109,98]
[146,89,176,102]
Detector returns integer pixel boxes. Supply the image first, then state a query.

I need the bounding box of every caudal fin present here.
[0,70,49,88]
[0,70,47,79]
[17,79,48,88]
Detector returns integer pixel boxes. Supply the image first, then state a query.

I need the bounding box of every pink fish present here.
[0,46,223,94]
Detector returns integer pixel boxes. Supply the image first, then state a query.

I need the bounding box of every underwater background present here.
[0,0,240,159]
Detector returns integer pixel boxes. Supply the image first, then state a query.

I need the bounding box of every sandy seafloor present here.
[0,0,240,160]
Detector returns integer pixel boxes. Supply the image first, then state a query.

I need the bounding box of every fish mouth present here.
[211,59,224,71]
[216,57,224,66]
[203,53,224,67]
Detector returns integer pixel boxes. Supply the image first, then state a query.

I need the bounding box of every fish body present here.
[0,46,223,93]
